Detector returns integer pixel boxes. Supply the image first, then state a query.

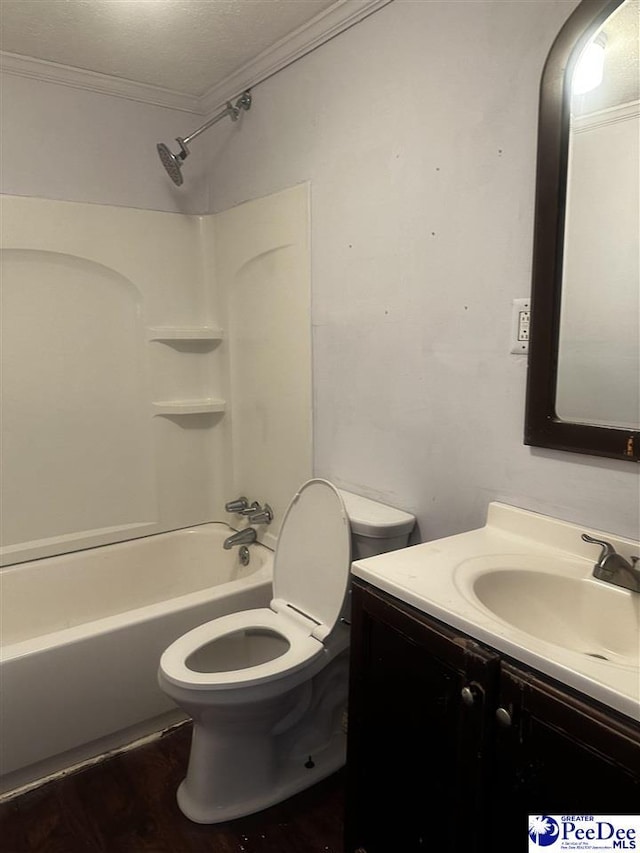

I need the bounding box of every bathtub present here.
[0,523,273,795]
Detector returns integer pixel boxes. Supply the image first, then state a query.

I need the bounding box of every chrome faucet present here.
[223,527,257,550]
[225,497,249,513]
[239,501,261,516]
[247,503,273,525]
[224,496,273,525]
[581,534,640,593]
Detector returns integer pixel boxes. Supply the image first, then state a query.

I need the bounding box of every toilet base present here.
[176,730,346,824]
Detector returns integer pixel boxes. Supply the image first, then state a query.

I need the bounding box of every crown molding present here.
[572,98,640,132]
[200,0,393,116]
[0,51,204,115]
[0,0,392,118]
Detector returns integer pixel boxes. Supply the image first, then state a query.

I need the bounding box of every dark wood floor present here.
[0,723,346,853]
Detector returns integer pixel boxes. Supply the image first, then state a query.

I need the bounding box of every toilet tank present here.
[338,490,415,560]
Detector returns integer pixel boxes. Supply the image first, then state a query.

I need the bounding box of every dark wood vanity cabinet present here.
[489,662,640,847]
[345,580,500,853]
[345,580,640,853]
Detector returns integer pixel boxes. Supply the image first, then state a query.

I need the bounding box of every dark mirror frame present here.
[524,0,639,462]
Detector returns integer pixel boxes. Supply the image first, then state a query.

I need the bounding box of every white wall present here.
[202,0,640,541]
[0,74,207,213]
[3,1,638,542]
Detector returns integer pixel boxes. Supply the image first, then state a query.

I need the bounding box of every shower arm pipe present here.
[157,90,251,185]
[178,91,251,151]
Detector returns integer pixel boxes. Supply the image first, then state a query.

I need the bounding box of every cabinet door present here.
[489,661,640,848]
[345,582,499,853]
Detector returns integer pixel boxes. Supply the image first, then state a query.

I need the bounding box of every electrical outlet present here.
[518,309,530,341]
[510,298,531,354]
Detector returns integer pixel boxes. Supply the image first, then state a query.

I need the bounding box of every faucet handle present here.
[249,504,273,525]
[581,533,617,564]
[225,496,248,514]
[240,501,261,516]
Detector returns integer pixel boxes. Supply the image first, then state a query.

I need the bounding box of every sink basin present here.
[472,569,639,666]
[354,503,640,720]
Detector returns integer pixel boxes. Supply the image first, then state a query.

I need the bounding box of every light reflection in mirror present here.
[555,0,639,429]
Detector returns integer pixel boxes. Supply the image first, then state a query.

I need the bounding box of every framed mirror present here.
[525,0,639,461]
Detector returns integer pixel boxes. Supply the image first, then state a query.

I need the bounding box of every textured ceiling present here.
[0,0,339,96]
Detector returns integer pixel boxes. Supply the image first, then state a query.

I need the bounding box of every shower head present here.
[157,139,188,186]
[156,91,251,187]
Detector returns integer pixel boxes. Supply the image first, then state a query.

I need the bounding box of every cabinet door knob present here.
[461,685,479,706]
[495,706,512,727]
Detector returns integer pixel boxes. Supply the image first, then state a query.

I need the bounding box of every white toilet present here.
[158,479,415,824]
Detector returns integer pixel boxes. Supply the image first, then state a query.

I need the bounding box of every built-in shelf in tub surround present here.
[147,327,223,343]
[152,399,226,416]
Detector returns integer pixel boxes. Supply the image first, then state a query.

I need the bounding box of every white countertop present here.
[351,502,640,722]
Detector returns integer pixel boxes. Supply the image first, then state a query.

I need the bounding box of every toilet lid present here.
[273,479,351,637]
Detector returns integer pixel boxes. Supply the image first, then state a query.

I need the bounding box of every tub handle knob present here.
[248,504,273,525]
[225,496,248,513]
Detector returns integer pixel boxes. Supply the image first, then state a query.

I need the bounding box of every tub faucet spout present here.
[223,527,257,550]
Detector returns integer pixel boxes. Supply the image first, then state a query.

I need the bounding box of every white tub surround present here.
[0,184,311,566]
[210,182,313,549]
[352,503,640,722]
[0,196,218,567]
[0,525,273,795]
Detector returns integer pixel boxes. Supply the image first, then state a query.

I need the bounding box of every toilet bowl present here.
[158,478,415,824]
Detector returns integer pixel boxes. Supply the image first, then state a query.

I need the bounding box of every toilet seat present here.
[160,607,324,691]
[160,480,351,692]
[271,479,351,640]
